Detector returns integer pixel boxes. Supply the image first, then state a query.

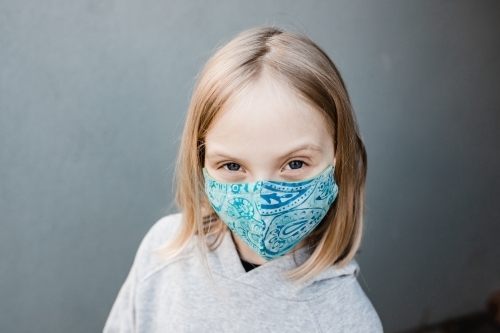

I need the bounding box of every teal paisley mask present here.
[202,165,338,261]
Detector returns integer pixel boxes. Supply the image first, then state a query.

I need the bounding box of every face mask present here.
[202,165,338,261]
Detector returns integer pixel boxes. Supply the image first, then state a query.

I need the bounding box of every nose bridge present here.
[250,171,276,183]
[245,163,279,182]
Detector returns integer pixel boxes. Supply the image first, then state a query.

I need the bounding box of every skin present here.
[204,75,335,265]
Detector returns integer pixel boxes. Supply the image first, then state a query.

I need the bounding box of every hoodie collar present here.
[215,229,359,300]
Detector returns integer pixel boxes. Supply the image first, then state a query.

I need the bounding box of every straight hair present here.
[159,26,367,283]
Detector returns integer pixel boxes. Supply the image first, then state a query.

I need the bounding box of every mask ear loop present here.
[332,158,337,179]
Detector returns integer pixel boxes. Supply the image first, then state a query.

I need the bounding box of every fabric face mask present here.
[202,165,338,261]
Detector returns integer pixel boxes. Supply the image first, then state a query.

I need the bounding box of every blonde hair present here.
[162,26,367,282]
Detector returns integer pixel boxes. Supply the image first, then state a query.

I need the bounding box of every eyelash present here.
[222,162,241,172]
[220,160,309,172]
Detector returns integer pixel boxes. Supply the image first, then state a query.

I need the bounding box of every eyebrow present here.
[205,143,323,160]
[281,143,323,158]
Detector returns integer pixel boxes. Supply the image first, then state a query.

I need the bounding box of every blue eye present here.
[288,160,304,170]
[225,163,241,171]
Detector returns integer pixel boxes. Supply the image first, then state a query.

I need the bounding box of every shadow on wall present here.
[395,291,500,333]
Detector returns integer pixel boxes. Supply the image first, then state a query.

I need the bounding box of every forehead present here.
[204,77,333,157]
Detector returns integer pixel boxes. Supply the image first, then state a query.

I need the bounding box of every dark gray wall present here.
[1,1,499,332]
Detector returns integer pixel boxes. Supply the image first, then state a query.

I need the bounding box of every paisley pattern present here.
[203,165,338,260]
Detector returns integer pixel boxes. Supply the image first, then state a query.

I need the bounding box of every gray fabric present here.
[103,214,383,332]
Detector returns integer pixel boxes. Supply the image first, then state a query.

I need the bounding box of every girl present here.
[104,26,383,332]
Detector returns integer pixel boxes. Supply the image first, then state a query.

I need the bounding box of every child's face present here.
[204,77,335,184]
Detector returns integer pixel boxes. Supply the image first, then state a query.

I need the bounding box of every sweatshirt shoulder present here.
[139,213,183,251]
[309,271,383,333]
[133,213,185,279]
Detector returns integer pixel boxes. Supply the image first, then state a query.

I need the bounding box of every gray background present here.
[1,1,499,332]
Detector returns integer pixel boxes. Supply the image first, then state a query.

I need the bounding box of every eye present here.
[224,162,241,171]
[287,160,304,170]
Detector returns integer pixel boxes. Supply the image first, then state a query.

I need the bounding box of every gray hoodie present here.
[104,213,383,332]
